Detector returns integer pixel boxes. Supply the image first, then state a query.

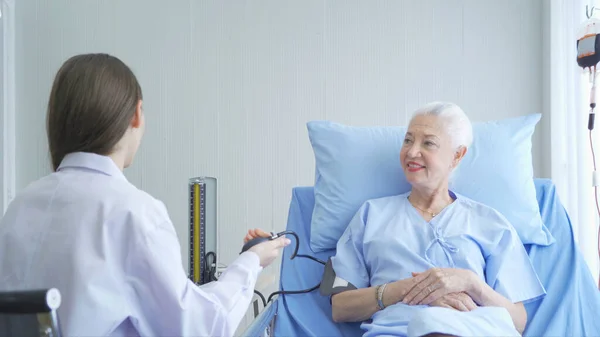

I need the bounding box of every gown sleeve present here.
[329,202,371,292]
[483,210,546,304]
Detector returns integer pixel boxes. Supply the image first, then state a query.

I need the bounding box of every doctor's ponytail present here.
[46,53,143,171]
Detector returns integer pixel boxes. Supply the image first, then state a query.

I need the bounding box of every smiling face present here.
[400,114,462,191]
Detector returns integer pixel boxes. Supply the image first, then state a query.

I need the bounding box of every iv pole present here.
[577,5,600,289]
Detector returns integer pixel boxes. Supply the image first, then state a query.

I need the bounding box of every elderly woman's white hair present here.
[411,102,473,150]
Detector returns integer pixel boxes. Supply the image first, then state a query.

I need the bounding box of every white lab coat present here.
[0,152,262,336]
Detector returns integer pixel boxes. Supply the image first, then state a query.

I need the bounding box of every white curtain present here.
[1,0,16,215]
[549,0,599,285]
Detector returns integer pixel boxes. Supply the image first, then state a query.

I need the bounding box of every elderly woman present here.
[327,102,545,337]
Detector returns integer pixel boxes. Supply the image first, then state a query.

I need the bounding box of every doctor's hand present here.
[244,228,271,243]
[247,235,291,268]
[429,292,477,312]
[402,268,477,306]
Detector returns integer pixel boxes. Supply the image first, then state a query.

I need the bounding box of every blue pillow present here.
[307,113,555,253]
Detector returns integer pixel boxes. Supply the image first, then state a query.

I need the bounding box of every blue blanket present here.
[263,179,600,336]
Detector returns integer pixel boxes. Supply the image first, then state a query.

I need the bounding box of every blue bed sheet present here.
[269,179,600,336]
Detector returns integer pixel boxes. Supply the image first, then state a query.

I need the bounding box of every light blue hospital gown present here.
[330,191,546,337]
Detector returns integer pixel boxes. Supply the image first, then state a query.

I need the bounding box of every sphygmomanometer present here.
[241,231,327,304]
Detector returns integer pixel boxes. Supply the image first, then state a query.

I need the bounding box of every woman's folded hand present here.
[429,292,477,311]
[401,268,477,306]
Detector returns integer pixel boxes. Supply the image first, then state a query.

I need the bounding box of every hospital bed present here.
[242,178,600,336]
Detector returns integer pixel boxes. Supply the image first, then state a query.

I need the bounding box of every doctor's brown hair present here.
[46,53,143,171]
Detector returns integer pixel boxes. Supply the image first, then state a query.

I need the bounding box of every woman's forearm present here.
[466,276,527,334]
[331,286,380,322]
[331,279,414,322]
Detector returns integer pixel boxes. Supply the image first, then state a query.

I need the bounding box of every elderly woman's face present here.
[400,115,456,190]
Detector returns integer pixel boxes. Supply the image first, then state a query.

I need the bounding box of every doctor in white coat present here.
[0,53,289,337]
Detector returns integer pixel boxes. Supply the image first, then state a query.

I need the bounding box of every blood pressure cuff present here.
[577,33,600,68]
[319,258,357,301]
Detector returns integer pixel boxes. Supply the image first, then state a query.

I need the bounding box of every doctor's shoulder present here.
[113,183,172,230]
[2,174,61,213]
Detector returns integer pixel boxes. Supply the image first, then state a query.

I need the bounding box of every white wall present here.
[13,0,545,333]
